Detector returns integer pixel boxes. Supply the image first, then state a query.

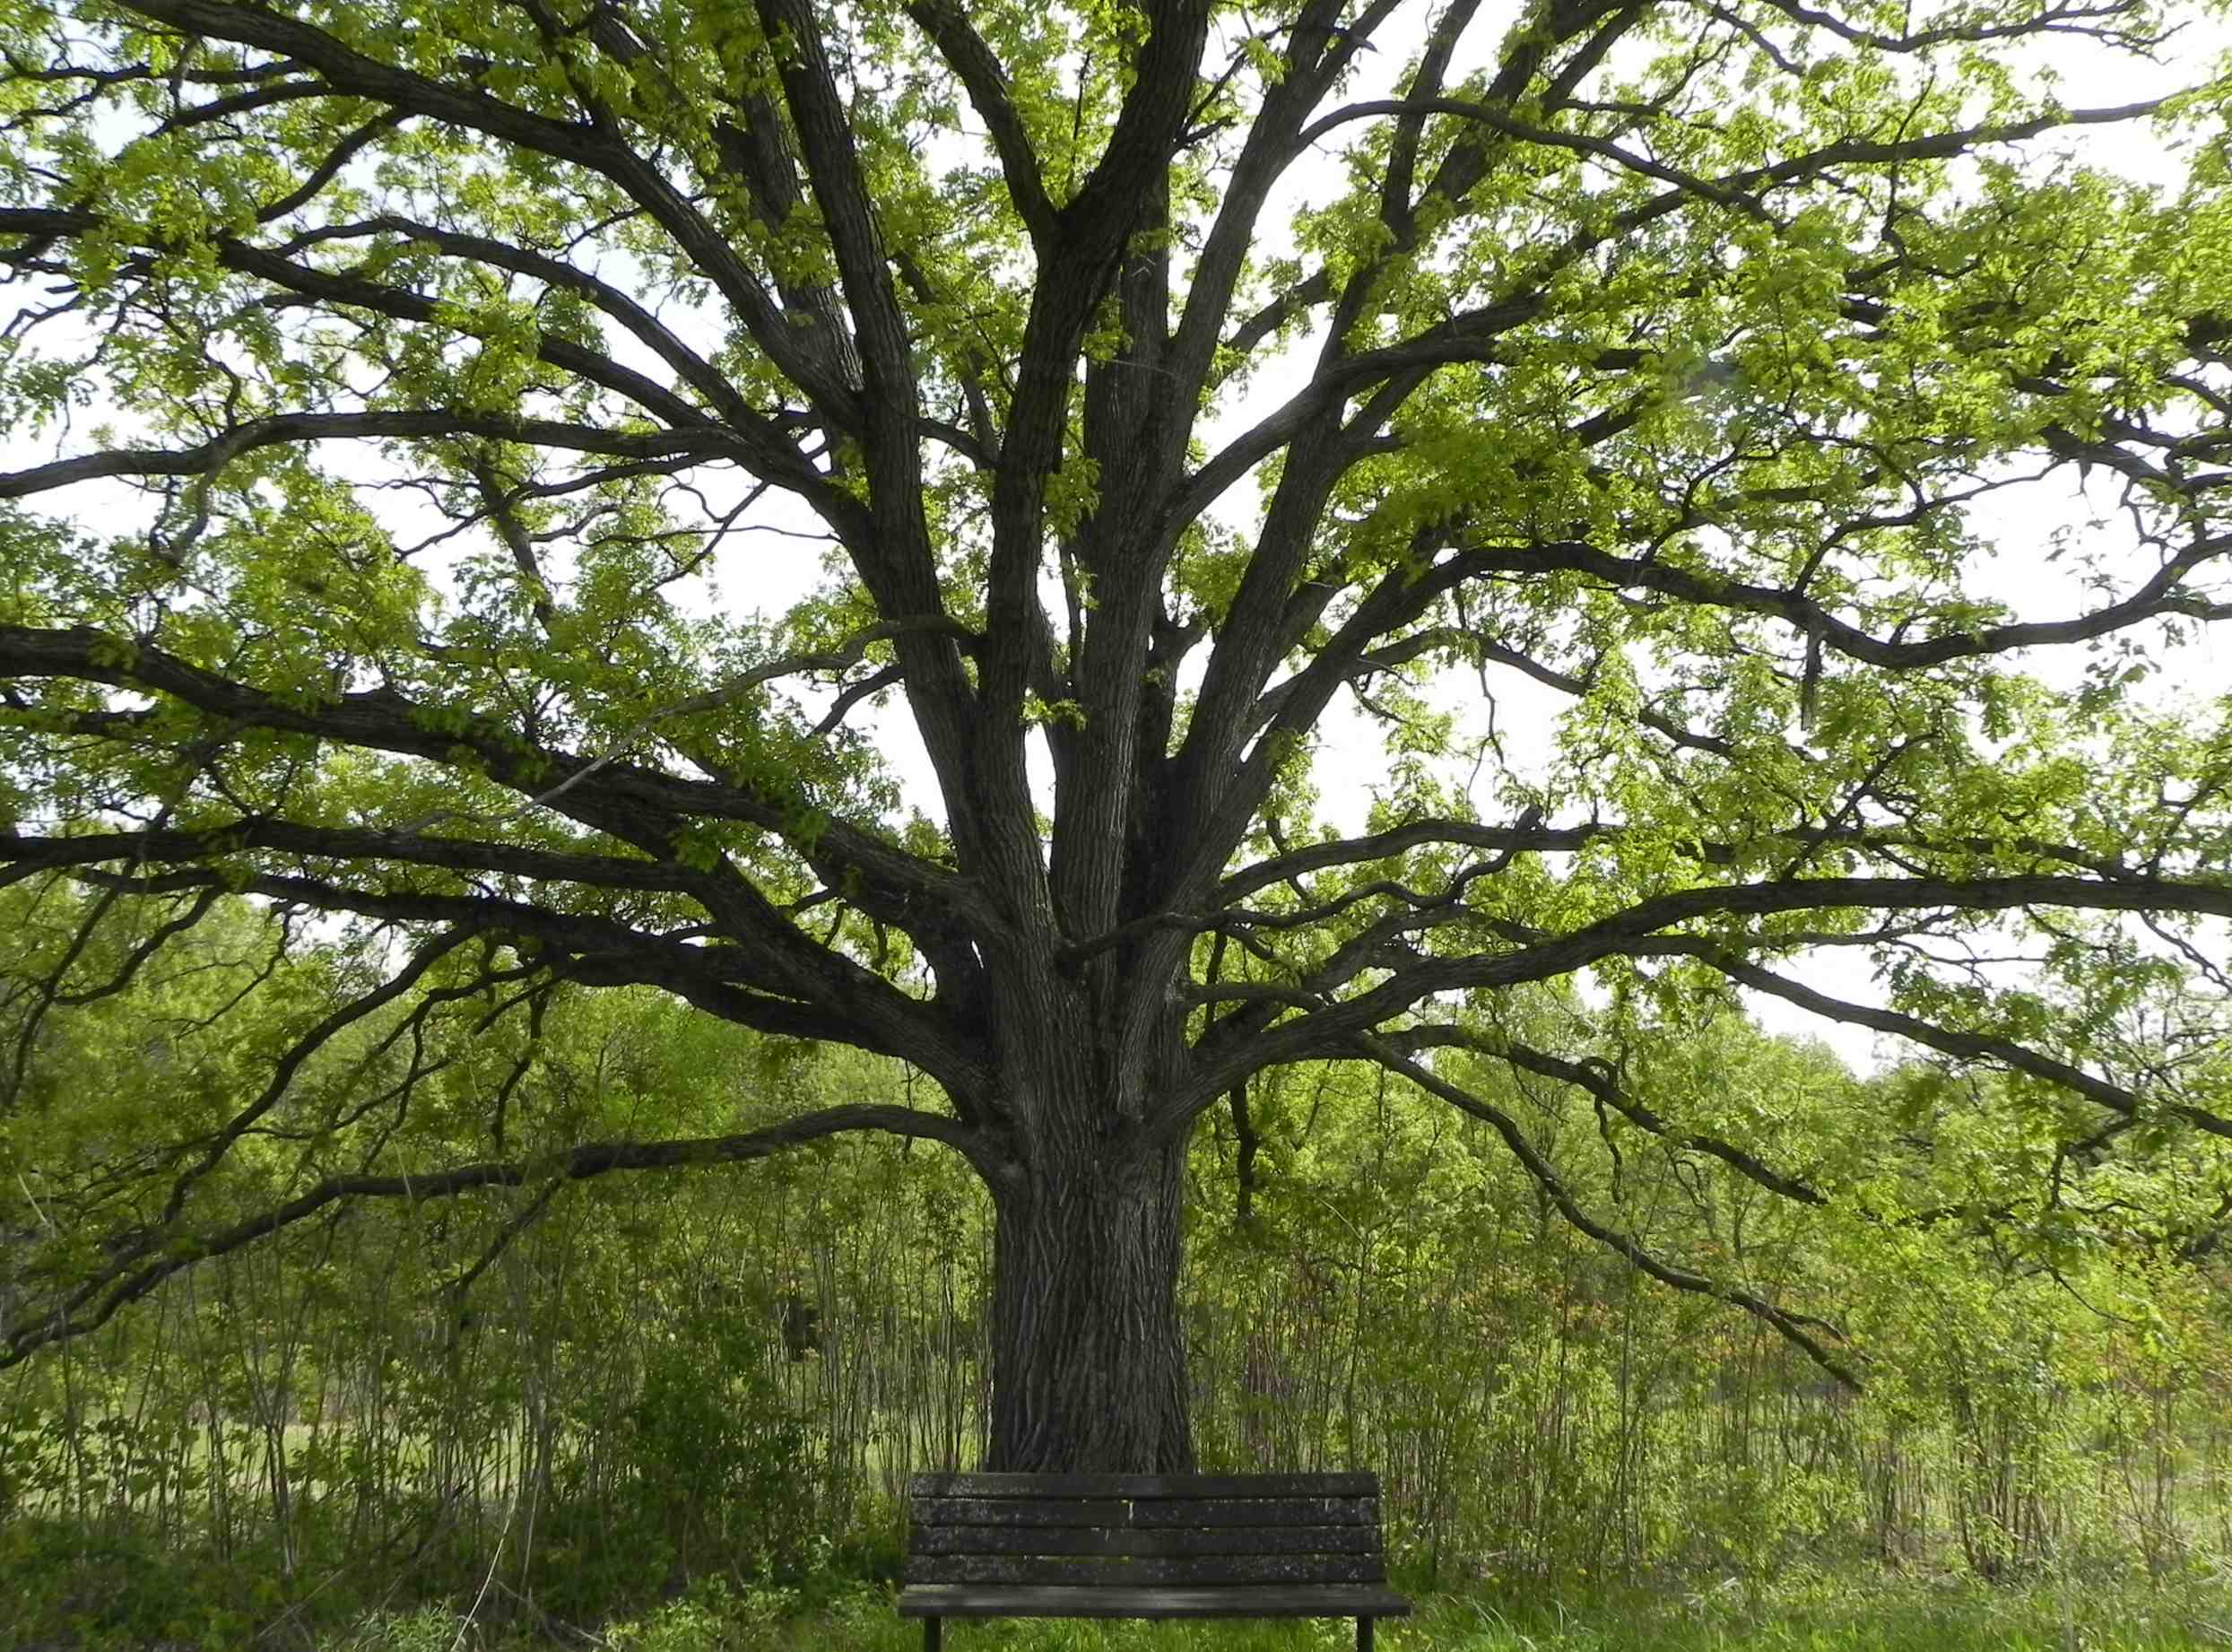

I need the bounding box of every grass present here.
[322,1568,2232,1652]
[16,1503,2228,1649]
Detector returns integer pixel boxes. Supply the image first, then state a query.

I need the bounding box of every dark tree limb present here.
[1177,872,2232,1117]
[0,1100,994,1369]
[1701,952,2232,1143]
[899,0,1057,244]
[1383,1022,1832,1205]
[1357,1036,1863,1388]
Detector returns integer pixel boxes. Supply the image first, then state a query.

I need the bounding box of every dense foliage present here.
[2,900,2228,1644]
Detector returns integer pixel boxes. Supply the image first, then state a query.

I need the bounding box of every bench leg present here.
[924,1617,942,1652]
[1357,1616,1374,1652]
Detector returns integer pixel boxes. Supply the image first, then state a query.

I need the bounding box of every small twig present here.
[451,1487,520,1651]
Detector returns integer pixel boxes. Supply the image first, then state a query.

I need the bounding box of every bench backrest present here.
[906,1472,1385,1588]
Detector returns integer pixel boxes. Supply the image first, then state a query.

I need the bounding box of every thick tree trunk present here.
[984,1135,1194,1472]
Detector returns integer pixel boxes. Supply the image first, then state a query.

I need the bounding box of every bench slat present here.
[913,1495,1376,1529]
[913,1523,1380,1557]
[898,1583,1412,1619]
[912,1473,1378,1500]
[1133,1496,1377,1528]
[910,1497,1131,1527]
[907,1554,1385,1587]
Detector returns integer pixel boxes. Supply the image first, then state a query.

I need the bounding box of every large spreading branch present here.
[109,0,868,427]
[1704,952,2232,1143]
[1359,1036,1864,1388]
[1373,1019,1836,1213]
[0,1100,992,1369]
[0,624,971,926]
[1176,872,2232,1119]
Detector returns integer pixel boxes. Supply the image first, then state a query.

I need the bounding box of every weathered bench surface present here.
[899,1472,1412,1636]
[900,1583,1416,1618]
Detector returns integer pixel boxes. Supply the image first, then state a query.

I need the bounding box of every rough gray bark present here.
[986,1132,1194,1473]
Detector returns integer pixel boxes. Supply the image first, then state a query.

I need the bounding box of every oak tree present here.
[4,0,2231,1471]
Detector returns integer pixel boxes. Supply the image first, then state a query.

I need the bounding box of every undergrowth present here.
[253,1566,2232,1652]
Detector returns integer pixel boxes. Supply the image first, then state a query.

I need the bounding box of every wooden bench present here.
[899,1471,1412,1650]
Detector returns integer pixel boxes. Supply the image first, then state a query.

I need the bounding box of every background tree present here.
[2,0,2230,1473]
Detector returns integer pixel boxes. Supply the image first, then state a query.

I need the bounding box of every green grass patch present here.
[320,1569,2232,1652]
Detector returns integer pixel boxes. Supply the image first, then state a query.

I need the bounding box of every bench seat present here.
[901,1471,1411,1649]
[899,1582,1416,1618]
